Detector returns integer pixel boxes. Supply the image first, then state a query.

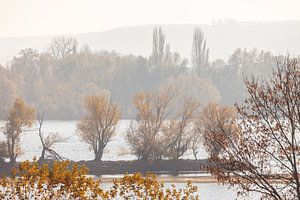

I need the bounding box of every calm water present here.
[0,120,208,161]
[0,120,261,199]
[99,182,239,200]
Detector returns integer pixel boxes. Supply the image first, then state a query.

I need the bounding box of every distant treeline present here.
[0,27,276,119]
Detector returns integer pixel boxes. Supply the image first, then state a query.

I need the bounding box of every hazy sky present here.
[0,0,299,37]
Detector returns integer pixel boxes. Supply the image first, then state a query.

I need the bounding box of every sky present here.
[0,0,299,38]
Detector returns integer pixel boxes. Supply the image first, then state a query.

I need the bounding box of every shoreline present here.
[0,159,209,177]
[99,175,218,183]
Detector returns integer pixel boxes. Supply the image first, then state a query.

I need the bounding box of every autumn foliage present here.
[3,98,35,163]
[77,93,121,161]
[205,57,300,199]
[0,160,198,199]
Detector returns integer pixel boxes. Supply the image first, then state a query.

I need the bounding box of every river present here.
[0,120,260,199]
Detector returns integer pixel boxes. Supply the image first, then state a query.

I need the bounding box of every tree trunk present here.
[9,141,16,164]
[39,148,46,162]
[173,155,180,160]
[94,150,103,161]
[193,149,198,160]
[10,154,16,164]
[0,158,5,164]
[140,154,150,161]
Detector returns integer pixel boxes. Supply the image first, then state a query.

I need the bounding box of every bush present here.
[0,160,199,199]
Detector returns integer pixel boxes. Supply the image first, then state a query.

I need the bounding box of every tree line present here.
[0,81,219,163]
[1,26,296,199]
[0,27,276,119]
[1,56,300,200]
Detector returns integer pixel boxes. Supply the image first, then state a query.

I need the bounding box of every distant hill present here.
[0,21,300,65]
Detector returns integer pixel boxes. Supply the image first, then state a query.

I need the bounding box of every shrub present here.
[0,160,199,199]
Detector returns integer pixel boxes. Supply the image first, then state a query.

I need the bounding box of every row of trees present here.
[76,56,300,199]
[1,43,299,199]
[0,54,282,164]
[0,72,220,163]
[76,73,221,161]
[0,27,275,119]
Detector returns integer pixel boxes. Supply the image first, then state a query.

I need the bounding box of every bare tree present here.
[4,98,35,163]
[164,98,199,160]
[49,36,78,60]
[190,127,201,160]
[196,103,237,158]
[77,93,121,161]
[205,57,300,199]
[127,85,176,160]
[191,28,209,75]
[37,111,66,161]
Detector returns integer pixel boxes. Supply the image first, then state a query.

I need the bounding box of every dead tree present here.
[37,111,66,161]
[49,36,78,60]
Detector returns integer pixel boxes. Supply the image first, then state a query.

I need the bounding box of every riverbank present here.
[82,159,209,176]
[0,159,209,177]
[100,174,218,183]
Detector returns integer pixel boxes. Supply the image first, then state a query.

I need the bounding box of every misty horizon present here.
[0,21,299,66]
[1,0,300,37]
[0,19,298,39]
